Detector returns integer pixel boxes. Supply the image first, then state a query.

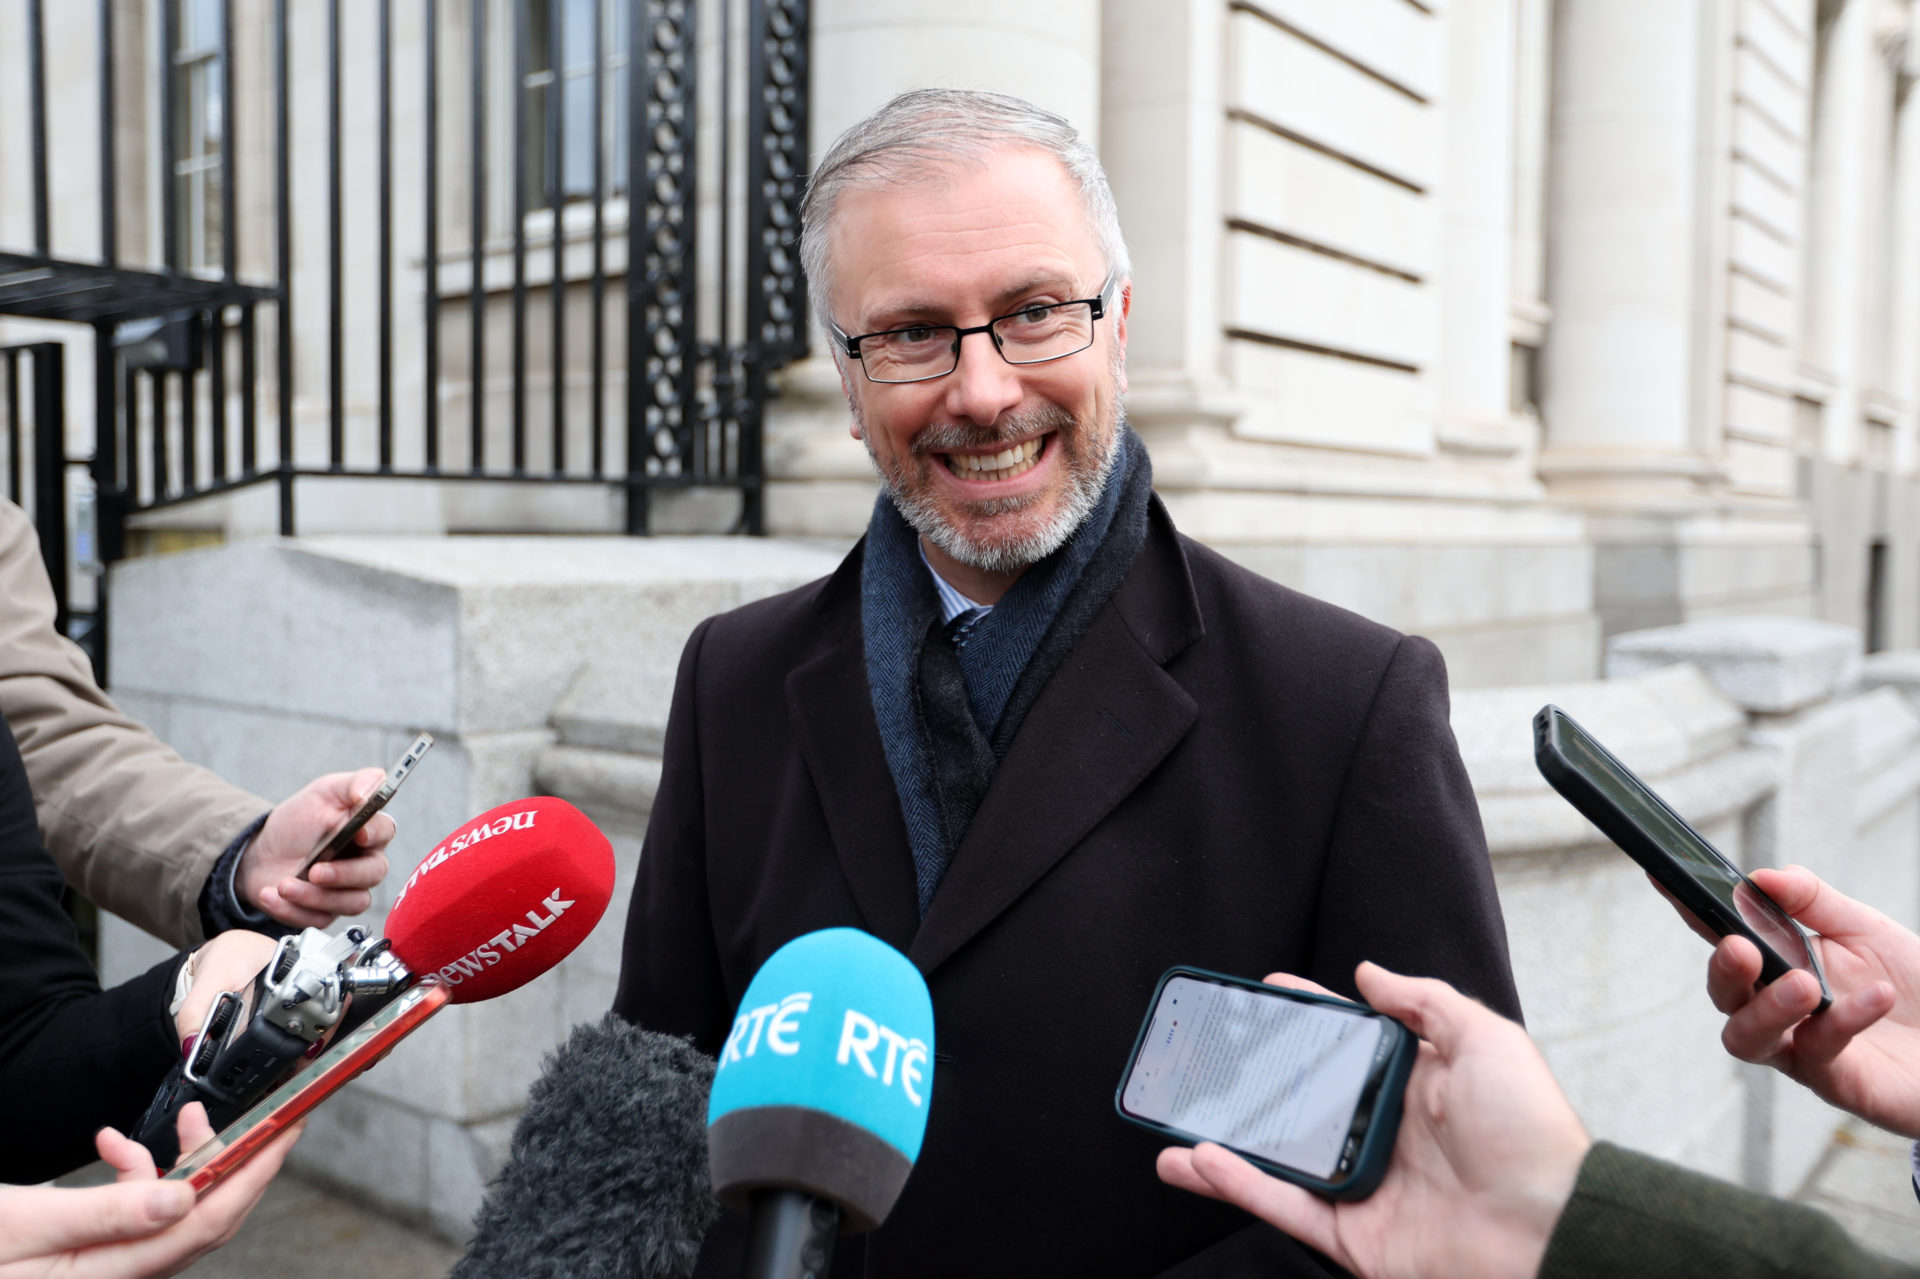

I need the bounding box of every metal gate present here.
[0,0,810,673]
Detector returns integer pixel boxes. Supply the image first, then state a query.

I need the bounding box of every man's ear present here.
[832,353,863,439]
[1115,279,1131,396]
[843,380,866,442]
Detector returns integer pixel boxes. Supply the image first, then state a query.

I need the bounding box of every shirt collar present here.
[917,540,992,624]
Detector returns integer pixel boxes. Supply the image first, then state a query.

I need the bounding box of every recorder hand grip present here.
[135,980,312,1167]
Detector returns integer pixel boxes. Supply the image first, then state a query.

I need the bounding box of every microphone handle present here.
[743,1188,840,1279]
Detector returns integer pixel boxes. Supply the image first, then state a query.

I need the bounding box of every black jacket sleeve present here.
[1307,634,1522,1021]
[0,711,185,1184]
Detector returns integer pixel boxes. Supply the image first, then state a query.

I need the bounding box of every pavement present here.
[52,1117,1920,1275]
[1796,1120,1920,1263]
[56,1159,460,1279]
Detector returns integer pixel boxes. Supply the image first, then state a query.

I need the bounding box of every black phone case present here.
[1532,704,1829,1010]
[1113,966,1416,1201]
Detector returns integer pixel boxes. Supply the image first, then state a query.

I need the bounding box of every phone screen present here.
[1542,710,1817,974]
[1119,975,1392,1179]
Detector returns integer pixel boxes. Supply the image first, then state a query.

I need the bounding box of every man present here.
[615,89,1519,1277]
[1163,869,1920,1279]
[0,498,393,946]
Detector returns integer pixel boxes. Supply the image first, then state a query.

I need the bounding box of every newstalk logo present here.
[435,888,577,986]
[394,808,539,907]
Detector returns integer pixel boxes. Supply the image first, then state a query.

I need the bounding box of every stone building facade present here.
[3,0,1917,686]
[776,0,1920,687]
[8,0,1920,1245]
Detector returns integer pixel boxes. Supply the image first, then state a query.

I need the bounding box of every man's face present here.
[828,147,1130,575]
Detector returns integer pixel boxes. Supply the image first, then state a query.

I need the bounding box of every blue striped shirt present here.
[918,541,992,625]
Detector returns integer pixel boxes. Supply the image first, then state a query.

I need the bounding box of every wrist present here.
[225,835,275,924]
[199,813,288,939]
[1483,1131,1589,1279]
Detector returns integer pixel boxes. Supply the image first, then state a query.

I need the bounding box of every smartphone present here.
[1533,704,1831,1010]
[295,732,433,880]
[1115,967,1416,1200]
[163,980,451,1194]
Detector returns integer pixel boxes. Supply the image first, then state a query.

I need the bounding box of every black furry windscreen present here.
[453,1015,718,1279]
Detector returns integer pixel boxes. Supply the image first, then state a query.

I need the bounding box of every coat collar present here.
[785,498,1204,975]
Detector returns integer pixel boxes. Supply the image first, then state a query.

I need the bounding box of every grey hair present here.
[799,89,1131,337]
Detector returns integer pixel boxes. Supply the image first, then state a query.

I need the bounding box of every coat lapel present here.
[785,556,923,955]
[908,508,1205,976]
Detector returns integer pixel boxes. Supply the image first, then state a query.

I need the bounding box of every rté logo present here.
[719,990,929,1107]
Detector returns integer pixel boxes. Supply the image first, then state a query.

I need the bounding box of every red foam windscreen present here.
[385,797,614,1004]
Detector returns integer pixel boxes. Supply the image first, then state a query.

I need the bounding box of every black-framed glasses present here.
[831,272,1117,385]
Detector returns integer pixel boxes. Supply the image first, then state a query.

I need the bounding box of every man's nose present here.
[941,330,1024,427]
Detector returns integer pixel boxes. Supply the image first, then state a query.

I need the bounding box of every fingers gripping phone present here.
[1533,704,1831,1010]
[295,732,433,881]
[1116,968,1416,1200]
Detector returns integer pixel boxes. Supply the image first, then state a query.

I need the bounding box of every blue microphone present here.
[707,928,935,1279]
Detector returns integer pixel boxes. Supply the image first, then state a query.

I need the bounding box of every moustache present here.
[907,404,1078,458]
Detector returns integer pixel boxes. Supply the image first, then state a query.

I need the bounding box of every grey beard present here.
[863,403,1121,575]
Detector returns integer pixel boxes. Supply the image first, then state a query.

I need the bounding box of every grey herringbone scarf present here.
[862,427,1153,914]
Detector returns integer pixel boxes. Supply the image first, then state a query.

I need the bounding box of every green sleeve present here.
[1539,1141,1918,1279]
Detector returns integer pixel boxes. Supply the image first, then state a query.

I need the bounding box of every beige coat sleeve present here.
[0,499,267,948]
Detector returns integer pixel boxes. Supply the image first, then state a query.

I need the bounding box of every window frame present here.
[169,0,227,276]
[489,0,631,238]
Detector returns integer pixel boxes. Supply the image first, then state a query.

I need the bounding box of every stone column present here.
[1891,33,1920,482]
[1097,0,1239,475]
[1799,0,1876,467]
[1538,0,1726,501]
[1434,0,1525,456]
[763,0,1104,537]
[1538,0,1817,640]
[1887,50,1920,646]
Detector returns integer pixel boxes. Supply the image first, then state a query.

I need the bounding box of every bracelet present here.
[168,946,202,1019]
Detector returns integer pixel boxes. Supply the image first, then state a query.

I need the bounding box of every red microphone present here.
[159,800,617,1190]
[385,796,615,1001]
[142,797,617,1174]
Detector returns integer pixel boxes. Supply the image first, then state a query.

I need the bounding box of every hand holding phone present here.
[1532,705,1831,1010]
[0,1104,302,1277]
[1700,865,1920,1140]
[1116,966,1416,1199]
[1157,962,1591,1279]
[294,732,433,882]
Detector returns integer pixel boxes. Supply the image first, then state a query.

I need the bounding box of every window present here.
[171,0,225,272]
[521,0,630,213]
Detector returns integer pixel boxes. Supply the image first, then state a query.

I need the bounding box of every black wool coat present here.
[0,709,185,1183]
[614,498,1521,1278]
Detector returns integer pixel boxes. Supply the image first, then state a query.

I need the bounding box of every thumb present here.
[1752,867,1890,941]
[329,766,388,808]
[1354,962,1495,1058]
[0,1180,194,1261]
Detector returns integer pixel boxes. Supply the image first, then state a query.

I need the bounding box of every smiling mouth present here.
[941,436,1045,482]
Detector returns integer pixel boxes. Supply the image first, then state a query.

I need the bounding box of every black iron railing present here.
[0,0,809,589]
[0,343,75,625]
